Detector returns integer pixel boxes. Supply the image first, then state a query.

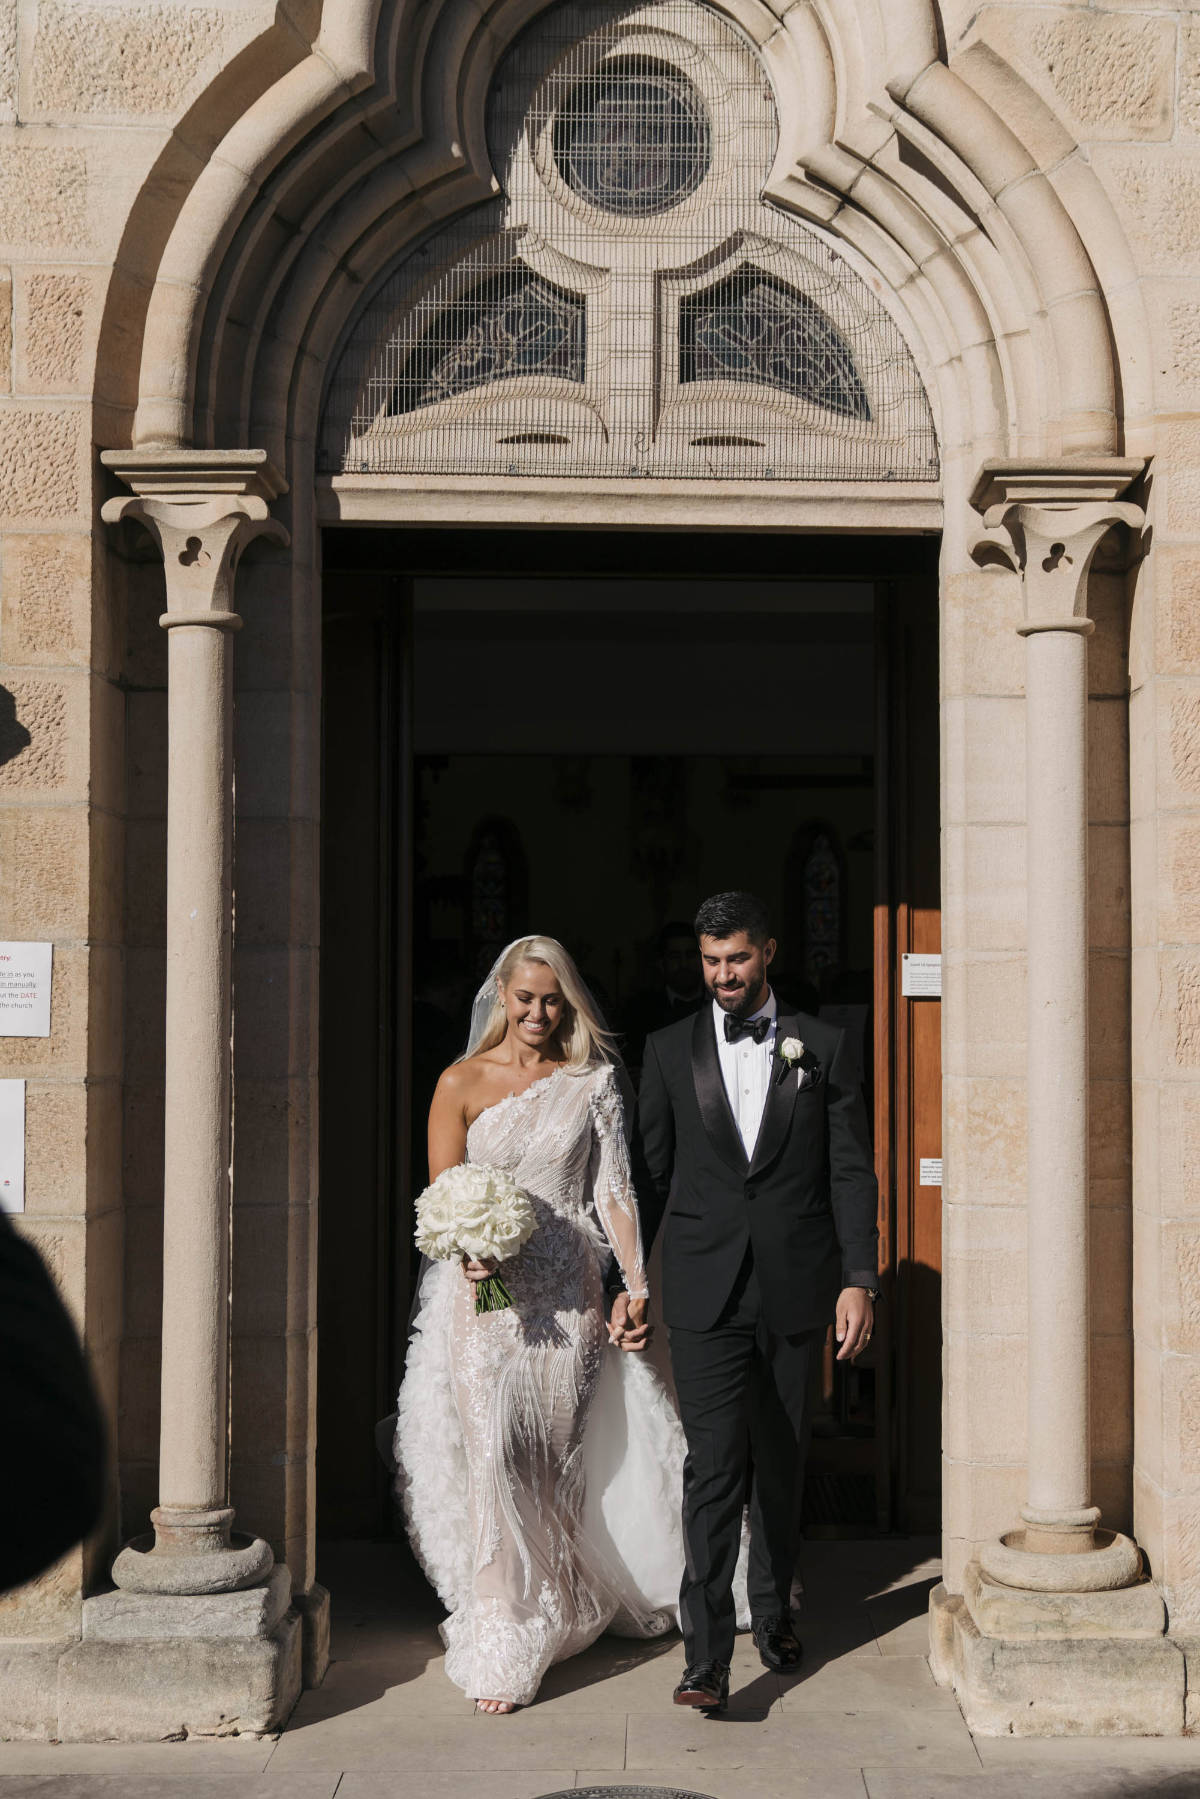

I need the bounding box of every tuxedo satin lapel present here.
[691,1007,748,1174]
[749,1010,801,1176]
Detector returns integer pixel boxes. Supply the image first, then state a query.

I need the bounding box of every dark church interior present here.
[319,528,941,1540]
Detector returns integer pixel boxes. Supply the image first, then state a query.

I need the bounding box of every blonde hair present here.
[468,936,617,1071]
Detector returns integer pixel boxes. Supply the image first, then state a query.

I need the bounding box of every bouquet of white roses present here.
[414,1162,537,1314]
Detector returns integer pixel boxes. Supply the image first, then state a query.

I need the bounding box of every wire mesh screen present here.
[319,0,939,482]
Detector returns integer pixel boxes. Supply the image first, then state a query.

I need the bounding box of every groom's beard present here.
[711,975,767,1019]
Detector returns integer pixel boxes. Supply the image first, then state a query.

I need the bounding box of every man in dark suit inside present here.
[620,919,705,1075]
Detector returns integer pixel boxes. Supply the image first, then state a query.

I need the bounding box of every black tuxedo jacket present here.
[633,1004,878,1334]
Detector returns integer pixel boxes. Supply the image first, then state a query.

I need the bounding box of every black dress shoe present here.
[673,1659,730,1710]
[752,1614,803,1672]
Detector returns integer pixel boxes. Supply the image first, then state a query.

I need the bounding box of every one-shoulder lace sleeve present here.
[588,1066,649,1301]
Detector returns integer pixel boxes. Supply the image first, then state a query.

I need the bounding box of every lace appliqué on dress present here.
[588,1066,650,1301]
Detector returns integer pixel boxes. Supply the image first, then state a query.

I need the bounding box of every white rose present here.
[414,1162,537,1265]
[414,1162,540,1317]
[779,1037,805,1064]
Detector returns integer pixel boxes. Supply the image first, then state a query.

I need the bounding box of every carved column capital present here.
[101,450,289,630]
[968,457,1146,635]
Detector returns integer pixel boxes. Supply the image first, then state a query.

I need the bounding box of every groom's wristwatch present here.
[856,1285,881,1304]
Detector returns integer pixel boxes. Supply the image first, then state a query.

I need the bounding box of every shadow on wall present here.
[0,687,32,768]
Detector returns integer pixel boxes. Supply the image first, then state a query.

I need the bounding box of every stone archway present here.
[92,0,1173,1739]
[100,0,1145,465]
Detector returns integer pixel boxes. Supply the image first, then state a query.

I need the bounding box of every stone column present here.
[103,452,287,1590]
[973,460,1144,1584]
[57,454,302,1742]
[929,460,1184,1737]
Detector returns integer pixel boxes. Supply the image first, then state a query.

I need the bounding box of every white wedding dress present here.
[394,1061,743,1705]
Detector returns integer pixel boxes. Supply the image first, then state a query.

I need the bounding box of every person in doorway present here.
[393,936,744,1715]
[618,890,878,1713]
[620,920,704,1072]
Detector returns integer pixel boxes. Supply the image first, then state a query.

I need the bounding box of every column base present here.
[83,1565,292,1640]
[56,1588,302,1741]
[0,1571,328,1740]
[930,1567,1186,1736]
[980,1526,1141,1593]
[112,1510,274,1595]
[963,1559,1164,1639]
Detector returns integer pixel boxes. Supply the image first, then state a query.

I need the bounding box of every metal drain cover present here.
[536,1790,718,1799]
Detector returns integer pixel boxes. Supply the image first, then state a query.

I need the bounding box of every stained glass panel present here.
[680,270,871,420]
[803,831,842,988]
[552,58,711,216]
[388,267,585,414]
[320,0,940,480]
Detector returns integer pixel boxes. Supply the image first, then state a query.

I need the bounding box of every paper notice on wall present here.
[0,1079,25,1213]
[919,1157,943,1188]
[902,953,942,999]
[0,942,52,1037]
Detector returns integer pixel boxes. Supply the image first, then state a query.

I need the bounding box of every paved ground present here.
[3,1537,1200,1797]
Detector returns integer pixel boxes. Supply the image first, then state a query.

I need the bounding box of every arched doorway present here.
[311,0,944,1542]
[95,0,1153,1732]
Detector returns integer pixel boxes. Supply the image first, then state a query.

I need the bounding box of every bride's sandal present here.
[475,1698,518,1715]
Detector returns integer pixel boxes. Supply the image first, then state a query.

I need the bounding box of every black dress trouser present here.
[667,1249,822,1668]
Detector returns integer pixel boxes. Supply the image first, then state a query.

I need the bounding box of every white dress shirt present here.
[714,988,777,1157]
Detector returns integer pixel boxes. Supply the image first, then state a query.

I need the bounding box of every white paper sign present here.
[902,952,942,999]
[0,1079,25,1213]
[0,942,52,1037]
[919,1157,943,1188]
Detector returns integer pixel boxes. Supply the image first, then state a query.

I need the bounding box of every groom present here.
[616,891,878,1712]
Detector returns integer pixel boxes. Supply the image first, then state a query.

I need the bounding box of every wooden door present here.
[875,578,943,1531]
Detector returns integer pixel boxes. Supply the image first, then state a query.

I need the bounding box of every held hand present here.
[461,1255,497,1284]
[607,1291,653,1352]
[835,1287,874,1362]
[619,1294,653,1353]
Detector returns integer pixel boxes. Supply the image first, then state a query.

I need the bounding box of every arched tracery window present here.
[389,268,586,414]
[679,269,871,419]
[320,0,938,481]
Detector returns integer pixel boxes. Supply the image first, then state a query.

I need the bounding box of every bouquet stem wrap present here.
[472,1271,515,1314]
[413,1162,537,1315]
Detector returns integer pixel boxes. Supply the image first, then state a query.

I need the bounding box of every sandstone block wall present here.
[1129,476,1200,1627]
[0,0,310,1654]
[0,437,123,1640]
[939,1,1200,1631]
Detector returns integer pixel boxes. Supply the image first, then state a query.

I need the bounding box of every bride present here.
[394,934,716,1713]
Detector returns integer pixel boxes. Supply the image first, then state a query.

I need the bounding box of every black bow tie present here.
[724,1013,771,1045]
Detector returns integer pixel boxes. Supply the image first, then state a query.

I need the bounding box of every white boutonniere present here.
[777,1037,805,1067]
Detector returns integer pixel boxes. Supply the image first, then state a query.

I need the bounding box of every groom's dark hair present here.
[694,891,772,946]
